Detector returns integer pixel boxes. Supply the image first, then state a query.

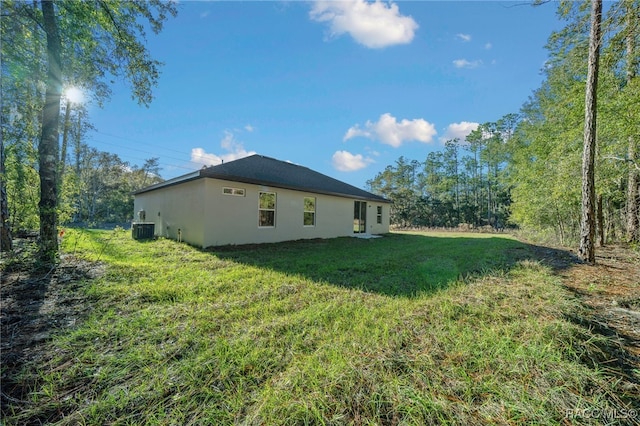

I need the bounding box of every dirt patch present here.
[533,244,640,397]
[559,246,639,355]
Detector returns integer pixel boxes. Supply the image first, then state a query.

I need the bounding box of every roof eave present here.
[133,170,202,195]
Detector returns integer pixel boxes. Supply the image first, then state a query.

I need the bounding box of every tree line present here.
[367,118,515,231]
[4,128,162,234]
[369,0,639,251]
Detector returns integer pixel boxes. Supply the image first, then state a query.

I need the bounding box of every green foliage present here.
[1,5,45,233]
[38,0,178,108]
[3,140,40,232]
[3,134,163,229]
[0,0,177,255]
[502,0,639,245]
[3,230,631,424]
[1,0,168,230]
[506,82,584,245]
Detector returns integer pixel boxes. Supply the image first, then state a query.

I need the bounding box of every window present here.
[377,206,383,224]
[303,197,316,226]
[223,187,245,196]
[259,192,276,227]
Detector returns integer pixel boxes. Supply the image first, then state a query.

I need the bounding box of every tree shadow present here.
[210,233,580,298]
[1,260,54,415]
[1,246,97,420]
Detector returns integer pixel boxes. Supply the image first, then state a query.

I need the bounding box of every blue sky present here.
[82,0,564,190]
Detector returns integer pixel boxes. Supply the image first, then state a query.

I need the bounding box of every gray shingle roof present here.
[135,154,389,202]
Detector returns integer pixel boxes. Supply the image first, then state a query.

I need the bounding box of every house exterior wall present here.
[366,200,389,235]
[133,177,390,248]
[132,179,205,247]
[202,178,389,247]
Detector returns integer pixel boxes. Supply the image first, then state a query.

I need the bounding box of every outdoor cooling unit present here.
[132,223,155,240]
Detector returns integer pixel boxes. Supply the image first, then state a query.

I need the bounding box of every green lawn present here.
[4,229,631,425]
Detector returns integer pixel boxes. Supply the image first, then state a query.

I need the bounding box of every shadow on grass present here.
[1,249,56,417]
[1,241,102,423]
[209,232,579,298]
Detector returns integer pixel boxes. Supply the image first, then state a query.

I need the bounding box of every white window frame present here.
[223,187,245,197]
[303,197,316,227]
[258,192,276,228]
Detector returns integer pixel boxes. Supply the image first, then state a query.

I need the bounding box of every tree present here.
[367,157,423,227]
[504,1,638,246]
[578,0,602,263]
[38,0,63,261]
[1,2,46,238]
[369,133,512,230]
[137,157,161,190]
[623,0,639,242]
[2,0,177,261]
[443,139,461,224]
[1,136,11,251]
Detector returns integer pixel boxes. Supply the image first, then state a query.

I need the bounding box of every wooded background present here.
[1,0,638,259]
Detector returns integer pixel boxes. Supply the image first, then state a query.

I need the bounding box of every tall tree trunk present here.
[1,136,13,252]
[454,145,460,225]
[629,139,639,242]
[39,0,62,262]
[486,160,491,227]
[578,0,602,264]
[597,193,604,246]
[625,1,639,243]
[59,99,71,188]
[75,114,83,222]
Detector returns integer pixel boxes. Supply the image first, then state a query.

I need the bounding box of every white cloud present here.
[453,58,482,69]
[456,33,471,42]
[190,148,221,167]
[309,0,418,49]
[440,121,479,142]
[485,42,492,50]
[191,131,256,167]
[344,125,370,141]
[244,124,254,132]
[343,113,437,148]
[219,130,235,151]
[332,150,374,172]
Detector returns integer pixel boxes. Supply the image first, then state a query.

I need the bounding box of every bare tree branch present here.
[602,155,640,171]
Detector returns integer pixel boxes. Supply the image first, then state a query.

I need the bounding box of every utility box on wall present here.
[132,223,155,240]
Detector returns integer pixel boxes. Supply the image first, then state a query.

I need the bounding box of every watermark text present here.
[566,408,637,421]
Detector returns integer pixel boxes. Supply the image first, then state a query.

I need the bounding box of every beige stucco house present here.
[133,155,390,248]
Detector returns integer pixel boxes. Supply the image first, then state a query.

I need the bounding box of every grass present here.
[3,229,634,425]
